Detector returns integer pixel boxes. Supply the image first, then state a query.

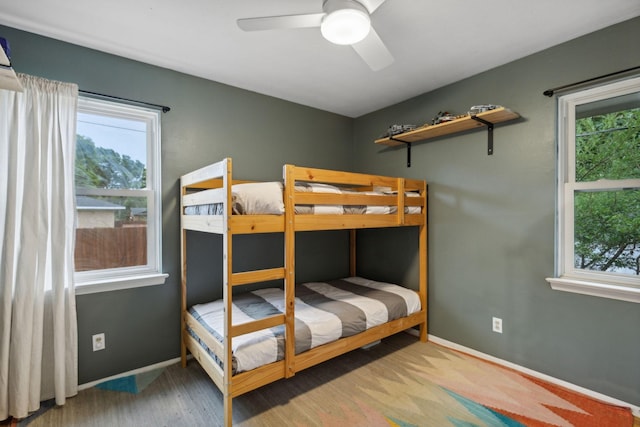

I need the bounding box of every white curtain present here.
[0,74,79,420]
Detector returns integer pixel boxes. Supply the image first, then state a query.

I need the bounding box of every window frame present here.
[74,96,167,295]
[546,76,640,303]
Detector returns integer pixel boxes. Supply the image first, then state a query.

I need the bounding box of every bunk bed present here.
[180,158,427,427]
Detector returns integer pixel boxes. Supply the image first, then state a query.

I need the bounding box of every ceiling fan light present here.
[321,8,371,45]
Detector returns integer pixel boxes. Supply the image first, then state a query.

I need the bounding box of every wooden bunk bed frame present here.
[180,157,427,427]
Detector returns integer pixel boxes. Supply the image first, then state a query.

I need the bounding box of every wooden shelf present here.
[374,107,519,147]
[0,47,23,92]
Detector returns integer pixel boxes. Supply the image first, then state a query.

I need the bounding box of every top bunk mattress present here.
[183,181,422,216]
[188,276,421,374]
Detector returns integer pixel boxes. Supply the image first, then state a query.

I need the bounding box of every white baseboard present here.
[426,333,640,417]
[78,357,182,391]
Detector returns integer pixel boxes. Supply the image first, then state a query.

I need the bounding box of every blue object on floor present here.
[95,368,164,394]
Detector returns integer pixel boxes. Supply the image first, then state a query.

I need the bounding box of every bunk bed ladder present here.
[223,159,292,426]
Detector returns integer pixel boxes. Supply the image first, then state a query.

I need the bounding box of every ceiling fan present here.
[237,0,394,71]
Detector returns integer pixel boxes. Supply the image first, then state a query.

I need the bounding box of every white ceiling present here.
[1,0,639,117]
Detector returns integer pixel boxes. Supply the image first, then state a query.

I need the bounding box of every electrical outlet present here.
[492,317,503,334]
[92,333,106,351]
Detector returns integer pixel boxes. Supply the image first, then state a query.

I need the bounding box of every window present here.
[74,96,167,294]
[547,76,640,303]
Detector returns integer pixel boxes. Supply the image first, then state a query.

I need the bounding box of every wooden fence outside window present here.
[75,226,147,271]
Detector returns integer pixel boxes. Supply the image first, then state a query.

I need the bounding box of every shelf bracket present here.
[470,115,495,155]
[390,136,412,167]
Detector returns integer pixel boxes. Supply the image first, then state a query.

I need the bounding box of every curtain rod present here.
[543,65,640,97]
[79,89,171,113]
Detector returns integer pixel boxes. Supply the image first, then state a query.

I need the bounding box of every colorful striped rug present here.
[291,336,634,427]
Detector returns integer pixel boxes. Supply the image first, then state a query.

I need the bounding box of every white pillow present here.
[232,182,284,214]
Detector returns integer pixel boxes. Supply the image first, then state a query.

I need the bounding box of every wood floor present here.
[19,332,638,427]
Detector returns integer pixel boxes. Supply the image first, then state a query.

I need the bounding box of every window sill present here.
[546,276,640,304]
[75,273,169,295]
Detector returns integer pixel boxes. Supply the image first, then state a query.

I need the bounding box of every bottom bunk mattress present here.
[188,276,421,374]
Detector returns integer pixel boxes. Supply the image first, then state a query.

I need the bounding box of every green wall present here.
[2,15,639,407]
[0,25,353,384]
[353,17,640,406]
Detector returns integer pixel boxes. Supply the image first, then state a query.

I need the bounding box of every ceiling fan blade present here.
[358,0,388,14]
[351,27,394,71]
[237,13,324,31]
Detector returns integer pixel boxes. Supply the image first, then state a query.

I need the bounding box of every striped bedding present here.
[188,277,421,374]
[183,182,421,216]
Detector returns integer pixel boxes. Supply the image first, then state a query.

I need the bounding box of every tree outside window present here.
[574,106,640,275]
